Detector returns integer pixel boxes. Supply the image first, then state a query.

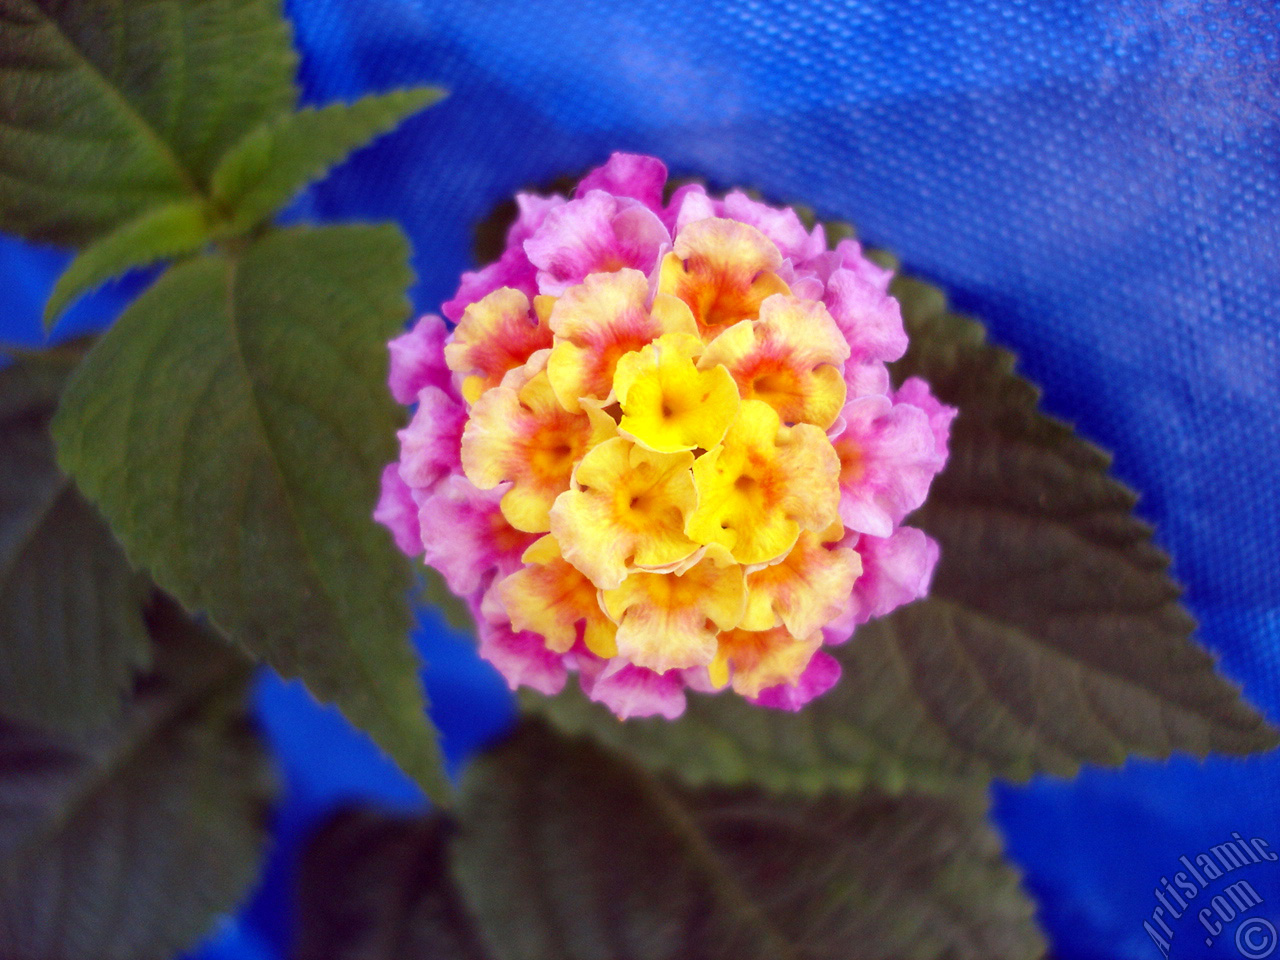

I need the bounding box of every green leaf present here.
[43,200,211,327]
[0,0,296,246]
[52,224,450,802]
[528,269,1279,793]
[300,721,1042,960]
[210,87,446,235]
[0,596,274,960]
[296,809,494,960]
[0,350,150,732]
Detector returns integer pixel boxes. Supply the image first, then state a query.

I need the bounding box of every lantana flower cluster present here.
[376,153,955,719]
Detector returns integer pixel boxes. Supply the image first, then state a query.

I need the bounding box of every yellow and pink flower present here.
[376,152,955,719]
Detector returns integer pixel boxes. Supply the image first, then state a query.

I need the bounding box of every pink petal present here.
[844,358,891,400]
[832,394,939,537]
[575,152,668,212]
[751,650,842,710]
[824,267,908,364]
[578,656,687,719]
[831,238,895,292]
[510,193,568,246]
[419,475,535,597]
[662,182,716,236]
[476,612,568,696]
[388,314,453,405]
[524,190,670,295]
[397,386,466,494]
[852,526,940,625]
[895,376,956,465]
[780,264,826,302]
[719,191,827,262]
[373,463,423,557]
[442,193,566,322]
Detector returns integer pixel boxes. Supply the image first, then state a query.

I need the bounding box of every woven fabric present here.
[2,2,1277,957]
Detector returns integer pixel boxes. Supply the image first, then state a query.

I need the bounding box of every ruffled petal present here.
[550,437,699,590]
[444,287,555,405]
[577,655,686,719]
[662,182,716,236]
[750,649,841,710]
[546,269,696,411]
[843,358,892,400]
[388,314,453,404]
[895,376,956,464]
[846,526,939,627]
[741,524,861,637]
[496,535,618,658]
[658,218,791,336]
[698,294,849,428]
[799,237,894,293]
[442,193,565,322]
[719,191,827,263]
[461,356,615,532]
[686,399,840,564]
[525,190,669,296]
[615,333,740,453]
[419,475,536,597]
[397,385,465,493]
[830,393,940,537]
[823,265,908,364]
[602,547,745,672]
[832,237,894,292]
[575,152,668,213]
[476,594,568,695]
[373,463,422,557]
[710,624,823,698]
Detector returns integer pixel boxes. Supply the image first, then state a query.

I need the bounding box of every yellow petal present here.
[550,437,699,590]
[498,535,617,657]
[698,296,850,429]
[461,357,615,533]
[444,288,553,404]
[601,550,745,672]
[741,527,861,636]
[657,218,791,337]
[713,625,823,698]
[533,294,557,325]
[545,270,697,412]
[685,399,841,565]
[615,333,740,453]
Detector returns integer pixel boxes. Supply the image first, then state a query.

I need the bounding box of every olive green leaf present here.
[0,0,296,246]
[52,225,450,802]
[295,721,1045,960]
[0,348,150,732]
[0,596,274,960]
[527,269,1278,793]
[209,87,446,236]
[42,200,211,326]
[296,809,494,960]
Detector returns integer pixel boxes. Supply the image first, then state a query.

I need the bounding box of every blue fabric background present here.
[3,1,1278,957]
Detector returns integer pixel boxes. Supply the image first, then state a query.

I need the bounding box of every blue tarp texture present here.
[2,1,1278,958]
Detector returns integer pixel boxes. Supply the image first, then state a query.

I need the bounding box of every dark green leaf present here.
[528,270,1279,792]
[0,596,274,960]
[447,722,1043,960]
[0,350,149,732]
[43,200,211,327]
[0,0,296,246]
[296,809,493,960]
[210,87,445,235]
[52,225,450,802]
